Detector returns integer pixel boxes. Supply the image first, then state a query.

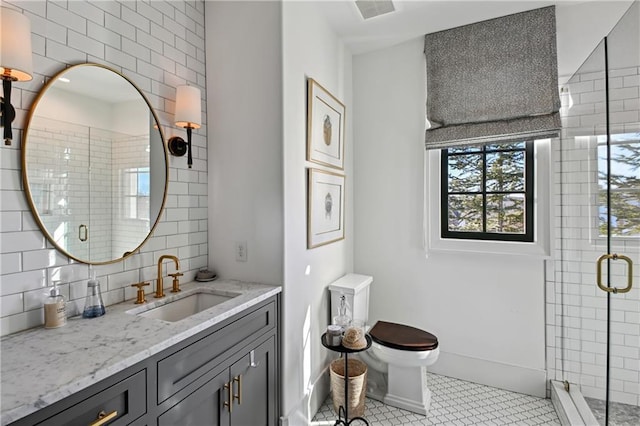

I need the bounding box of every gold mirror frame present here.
[22,63,169,265]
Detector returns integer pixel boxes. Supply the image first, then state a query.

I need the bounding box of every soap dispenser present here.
[44,283,67,329]
[82,271,106,318]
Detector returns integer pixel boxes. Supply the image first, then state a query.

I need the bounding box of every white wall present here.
[205,1,283,286]
[352,37,547,396]
[205,1,353,423]
[282,2,353,423]
[351,1,636,398]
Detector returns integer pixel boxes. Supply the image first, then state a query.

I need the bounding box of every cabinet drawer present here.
[37,369,146,426]
[157,300,276,403]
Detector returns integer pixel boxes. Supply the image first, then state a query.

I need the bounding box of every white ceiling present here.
[314,0,635,80]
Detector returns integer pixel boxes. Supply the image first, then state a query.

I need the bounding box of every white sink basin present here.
[130,290,241,322]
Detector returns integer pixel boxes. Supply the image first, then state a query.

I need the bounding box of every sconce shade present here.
[174,85,201,129]
[1,7,33,81]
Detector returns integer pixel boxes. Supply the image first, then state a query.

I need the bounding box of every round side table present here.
[321,333,372,425]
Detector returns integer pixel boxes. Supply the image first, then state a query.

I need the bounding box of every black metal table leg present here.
[322,334,372,426]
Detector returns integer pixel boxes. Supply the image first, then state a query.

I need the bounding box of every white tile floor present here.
[312,373,561,425]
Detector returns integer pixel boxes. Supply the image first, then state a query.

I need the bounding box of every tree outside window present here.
[441,141,534,242]
[598,136,640,237]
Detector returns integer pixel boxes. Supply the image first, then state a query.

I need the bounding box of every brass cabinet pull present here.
[596,253,633,294]
[79,224,88,242]
[89,410,118,426]
[233,375,242,405]
[223,382,233,413]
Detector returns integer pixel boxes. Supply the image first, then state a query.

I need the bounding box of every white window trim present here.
[424,139,552,258]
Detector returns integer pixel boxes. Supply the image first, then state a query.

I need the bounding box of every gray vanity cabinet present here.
[8,295,280,426]
[157,336,276,426]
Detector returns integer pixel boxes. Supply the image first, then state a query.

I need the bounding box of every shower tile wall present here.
[0,0,208,336]
[547,64,640,406]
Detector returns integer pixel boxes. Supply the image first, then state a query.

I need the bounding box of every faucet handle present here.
[131,282,150,304]
[169,272,183,293]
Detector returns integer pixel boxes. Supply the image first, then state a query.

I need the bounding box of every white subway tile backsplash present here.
[121,6,151,32]
[105,12,135,40]
[87,22,121,50]
[107,269,140,291]
[47,2,87,35]
[105,45,137,72]
[150,21,175,46]
[22,249,68,270]
[0,309,44,336]
[2,1,205,337]
[0,231,46,254]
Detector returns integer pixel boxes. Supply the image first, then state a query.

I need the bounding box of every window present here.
[122,167,150,221]
[598,134,640,237]
[441,141,534,242]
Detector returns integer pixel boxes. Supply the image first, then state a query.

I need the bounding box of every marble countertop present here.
[0,279,281,425]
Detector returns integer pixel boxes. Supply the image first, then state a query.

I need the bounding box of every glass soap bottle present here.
[82,272,106,318]
[333,293,351,333]
[44,285,67,329]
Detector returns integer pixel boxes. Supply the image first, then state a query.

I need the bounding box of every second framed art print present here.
[307,168,345,249]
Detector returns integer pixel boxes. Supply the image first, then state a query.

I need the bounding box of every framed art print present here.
[307,168,345,249]
[307,78,345,170]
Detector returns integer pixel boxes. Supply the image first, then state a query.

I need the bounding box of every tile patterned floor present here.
[312,373,561,425]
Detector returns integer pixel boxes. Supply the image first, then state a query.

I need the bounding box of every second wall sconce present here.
[168,85,201,168]
[1,7,33,145]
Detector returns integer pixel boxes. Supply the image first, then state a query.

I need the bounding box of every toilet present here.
[328,274,440,416]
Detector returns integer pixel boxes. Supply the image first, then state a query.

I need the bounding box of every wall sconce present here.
[1,7,33,146]
[168,85,201,168]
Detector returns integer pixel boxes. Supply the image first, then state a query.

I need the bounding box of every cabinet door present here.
[157,369,230,426]
[229,337,277,426]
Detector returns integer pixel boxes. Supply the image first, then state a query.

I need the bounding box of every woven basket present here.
[330,358,367,417]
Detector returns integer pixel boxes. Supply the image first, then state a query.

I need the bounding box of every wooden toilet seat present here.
[369,320,439,352]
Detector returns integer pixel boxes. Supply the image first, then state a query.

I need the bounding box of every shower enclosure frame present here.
[551,2,639,425]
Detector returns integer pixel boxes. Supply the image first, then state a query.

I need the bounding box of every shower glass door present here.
[558,2,639,425]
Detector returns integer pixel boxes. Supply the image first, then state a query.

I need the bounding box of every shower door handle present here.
[79,224,88,242]
[596,253,633,294]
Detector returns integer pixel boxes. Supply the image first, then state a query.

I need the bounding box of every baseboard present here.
[281,367,331,426]
[428,351,547,397]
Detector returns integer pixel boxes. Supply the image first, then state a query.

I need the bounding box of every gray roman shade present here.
[424,6,561,149]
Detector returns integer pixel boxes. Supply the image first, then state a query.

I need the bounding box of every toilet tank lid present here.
[328,273,373,294]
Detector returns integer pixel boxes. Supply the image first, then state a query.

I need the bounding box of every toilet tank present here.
[328,273,372,326]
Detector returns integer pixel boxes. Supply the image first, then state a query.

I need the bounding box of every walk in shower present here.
[551,2,639,425]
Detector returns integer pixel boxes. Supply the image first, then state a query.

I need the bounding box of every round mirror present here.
[23,64,168,264]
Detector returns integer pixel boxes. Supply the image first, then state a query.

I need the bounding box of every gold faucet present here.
[156,255,180,298]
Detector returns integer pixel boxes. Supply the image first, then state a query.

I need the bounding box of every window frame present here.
[425,139,551,258]
[440,141,535,242]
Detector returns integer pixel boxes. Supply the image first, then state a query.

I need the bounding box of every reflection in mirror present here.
[23,64,167,264]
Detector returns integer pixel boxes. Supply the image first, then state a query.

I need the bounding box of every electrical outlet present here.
[235,241,247,262]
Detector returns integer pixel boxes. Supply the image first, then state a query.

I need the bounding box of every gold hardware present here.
[156,255,180,298]
[79,224,88,242]
[596,253,633,294]
[131,282,150,304]
[169,272,184,293]
[89,410,118,426]
[224,382,233,413]
[233,375,242,405]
